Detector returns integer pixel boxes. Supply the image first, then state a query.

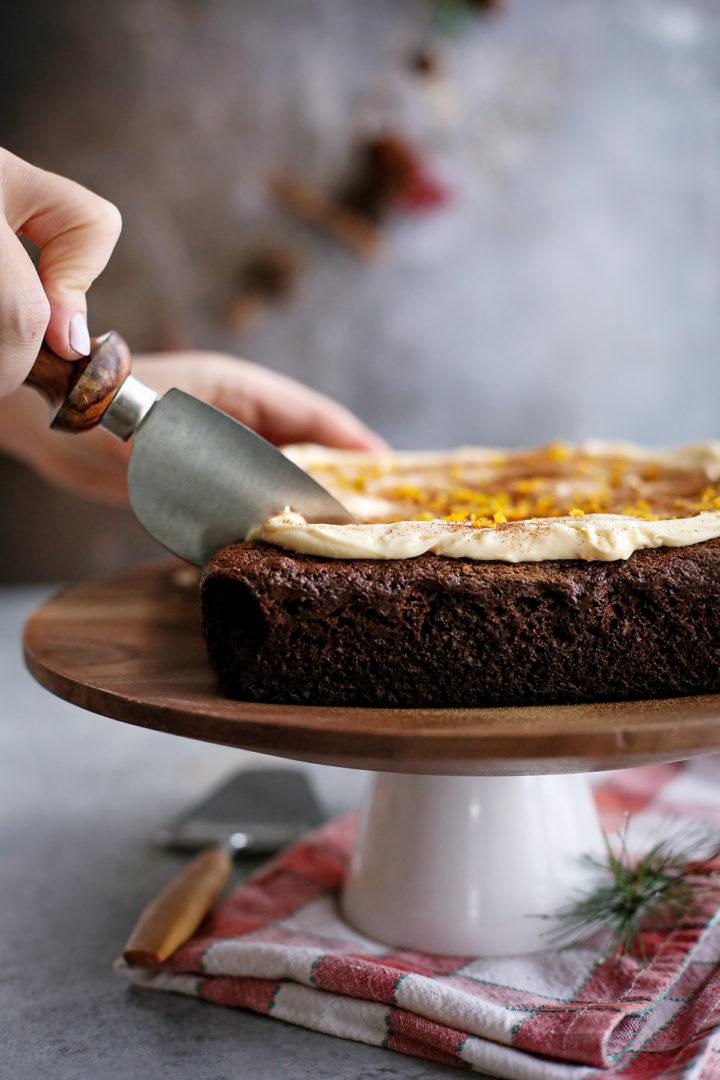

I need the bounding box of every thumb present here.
[36,192,122,359]
[37,202,122,357]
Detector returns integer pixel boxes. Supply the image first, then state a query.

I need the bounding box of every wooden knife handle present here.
[24,330,131,432]
[123,847,233,968]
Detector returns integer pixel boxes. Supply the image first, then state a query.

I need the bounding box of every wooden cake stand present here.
[23,561,720,956]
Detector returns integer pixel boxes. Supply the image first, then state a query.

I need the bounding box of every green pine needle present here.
[542,818,720,963]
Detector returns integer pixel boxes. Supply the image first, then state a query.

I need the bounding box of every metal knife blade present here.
[124,386,354,565]
[25,332,355,565]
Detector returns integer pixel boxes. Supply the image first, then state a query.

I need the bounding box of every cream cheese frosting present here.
[248,441,720,563]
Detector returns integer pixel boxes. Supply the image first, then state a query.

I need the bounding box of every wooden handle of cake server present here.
[123,847,233,968]
[24,330,132,432]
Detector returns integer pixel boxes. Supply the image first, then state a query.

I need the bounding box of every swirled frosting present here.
[249,441,720,563]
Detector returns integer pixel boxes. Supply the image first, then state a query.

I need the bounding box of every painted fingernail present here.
[69,313,91,356]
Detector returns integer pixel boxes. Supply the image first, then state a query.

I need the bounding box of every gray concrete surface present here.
[0,585,463,1079]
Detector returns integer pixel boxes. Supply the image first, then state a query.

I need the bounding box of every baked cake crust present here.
[200,537,720,708]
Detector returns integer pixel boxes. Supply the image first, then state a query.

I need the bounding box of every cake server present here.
[123,767,326,967]
[25,331,354,564]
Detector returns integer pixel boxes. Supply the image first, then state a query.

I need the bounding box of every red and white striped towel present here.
[118,757,720,1078]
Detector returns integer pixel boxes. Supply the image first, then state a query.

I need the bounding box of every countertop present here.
[0,584,463,1079]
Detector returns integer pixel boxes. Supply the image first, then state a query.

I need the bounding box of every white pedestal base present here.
[342,772,605,956]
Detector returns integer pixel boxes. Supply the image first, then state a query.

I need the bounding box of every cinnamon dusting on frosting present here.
[249,442,720,563]
[298,442,720,525]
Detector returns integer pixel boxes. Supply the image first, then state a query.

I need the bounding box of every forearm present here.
[0,387,48,471]
[0,384,131,503]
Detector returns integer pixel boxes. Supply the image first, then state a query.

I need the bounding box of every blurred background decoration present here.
[0,0,718,581]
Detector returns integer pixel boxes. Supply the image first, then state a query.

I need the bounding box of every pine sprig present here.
[543,818,720,962]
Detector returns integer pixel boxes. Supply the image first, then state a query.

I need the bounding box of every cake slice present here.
[200,442,720,707]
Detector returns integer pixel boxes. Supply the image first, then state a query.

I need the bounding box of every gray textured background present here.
[1,0,718,580]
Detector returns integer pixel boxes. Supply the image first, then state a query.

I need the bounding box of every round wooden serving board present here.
[22,560,720,776]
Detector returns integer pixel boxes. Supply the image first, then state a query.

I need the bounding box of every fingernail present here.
[69,313,91,356]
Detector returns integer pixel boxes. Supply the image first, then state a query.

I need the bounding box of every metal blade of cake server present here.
[126,388,354,565]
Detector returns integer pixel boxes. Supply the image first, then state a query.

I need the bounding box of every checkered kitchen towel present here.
[118,757,720,1078]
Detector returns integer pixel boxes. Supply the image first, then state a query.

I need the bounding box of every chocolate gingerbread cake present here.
[200,442,720,707]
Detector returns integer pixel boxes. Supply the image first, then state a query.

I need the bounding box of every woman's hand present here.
[0,148,386,502]
[0,147,122,397]
[0,351,387,504]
